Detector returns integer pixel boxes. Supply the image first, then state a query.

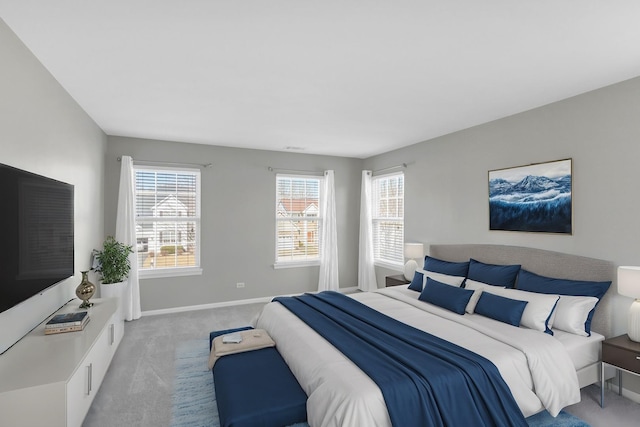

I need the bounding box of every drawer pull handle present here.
[637,356,640,361]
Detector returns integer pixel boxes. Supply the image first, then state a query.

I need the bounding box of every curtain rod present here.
[373,162,410,174]
[117,156,212,168]
[268,166,324,176]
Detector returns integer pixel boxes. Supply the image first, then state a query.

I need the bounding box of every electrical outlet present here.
[236,282,245,288]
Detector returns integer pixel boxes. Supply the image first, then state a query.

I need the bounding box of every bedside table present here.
[385,274,410,287]
[601,334,640,407]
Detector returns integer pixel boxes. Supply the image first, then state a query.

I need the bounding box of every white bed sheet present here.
[255,288,580,427]
[552,329,604,371]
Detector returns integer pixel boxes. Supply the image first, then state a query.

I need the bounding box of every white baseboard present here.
[606,381,640,404]
[141,286,360,317]
[142,296,272,317]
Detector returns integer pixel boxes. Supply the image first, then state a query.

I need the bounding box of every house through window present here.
[134,166,201,277]
[275,174,322,267]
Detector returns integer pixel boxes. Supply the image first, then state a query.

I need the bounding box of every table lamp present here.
[618,266,640,342]
[403,243,424,280]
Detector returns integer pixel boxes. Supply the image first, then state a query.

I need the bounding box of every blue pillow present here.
[516,269,611,335]
[408,270,424,292]
[423,256,470,277]
[419,277,474,315]
[467,258,521,288]
[474,292,528,327]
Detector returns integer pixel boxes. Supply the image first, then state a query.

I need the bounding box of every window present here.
[275,175,322,267]
[372,172,404,267]
[134,167,201,278]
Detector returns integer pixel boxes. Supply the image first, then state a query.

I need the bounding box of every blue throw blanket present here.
[273,291,528,427]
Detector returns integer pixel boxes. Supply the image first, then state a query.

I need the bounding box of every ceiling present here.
[2,1,640,159]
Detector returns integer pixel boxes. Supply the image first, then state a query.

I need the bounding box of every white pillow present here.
[415,269,465,291]
[552,295,599,336]
[482,286,560,333]
[463,279,502,313]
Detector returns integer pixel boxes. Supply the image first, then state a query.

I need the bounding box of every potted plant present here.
[95,236,133,314]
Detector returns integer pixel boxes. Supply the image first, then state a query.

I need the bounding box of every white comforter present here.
[254,287,580,427]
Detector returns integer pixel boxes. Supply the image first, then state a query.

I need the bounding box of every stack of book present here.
[45,311,90,335]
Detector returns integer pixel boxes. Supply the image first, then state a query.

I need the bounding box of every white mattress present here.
[255,287,581,426]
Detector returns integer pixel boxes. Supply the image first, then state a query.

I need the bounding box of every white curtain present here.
[358,170,377,291]
[115,156,141,321]
[318,170,339,292]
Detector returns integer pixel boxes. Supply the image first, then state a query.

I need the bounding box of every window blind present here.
[275,175,322,265]
[372,172,404,265]
[134,167,200,271]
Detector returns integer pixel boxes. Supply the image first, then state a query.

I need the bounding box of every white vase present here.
[100,280,127,321]
[628,300,640,342]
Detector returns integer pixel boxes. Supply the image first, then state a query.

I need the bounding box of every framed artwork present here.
[489,159,572,234]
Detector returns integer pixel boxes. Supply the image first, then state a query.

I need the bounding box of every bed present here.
[254,244,615,427]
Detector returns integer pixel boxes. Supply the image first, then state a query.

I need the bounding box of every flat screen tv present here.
[0,163,74,315]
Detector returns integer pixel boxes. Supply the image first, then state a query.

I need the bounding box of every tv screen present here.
[0,163,74,314]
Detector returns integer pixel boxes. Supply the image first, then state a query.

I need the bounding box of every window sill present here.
[273,261,320,270]
[139,267,203,279]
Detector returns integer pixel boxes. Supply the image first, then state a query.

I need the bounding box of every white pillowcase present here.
[416,269,466,290]
[463,279,502,314]
[480,286,560,333]
[552,295,599,337]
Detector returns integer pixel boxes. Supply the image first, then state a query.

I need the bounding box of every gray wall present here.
[0,19,106,351]
[366,76,640,335]
[105,136,362,311]
[365,75,640,393]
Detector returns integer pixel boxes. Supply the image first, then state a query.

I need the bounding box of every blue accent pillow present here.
[474,292,528,326]
[516,269,611,335]
[419,277,474,315]
[423,256,470,277]
[467,258,521,288]
[408,270,424,292]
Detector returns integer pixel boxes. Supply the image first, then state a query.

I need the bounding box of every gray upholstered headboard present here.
[429,244,616,338]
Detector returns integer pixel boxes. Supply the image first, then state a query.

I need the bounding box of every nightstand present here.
[385,274,410,287]
[601,334,640,407]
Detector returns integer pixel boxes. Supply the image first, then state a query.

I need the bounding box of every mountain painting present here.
[489,159,572,234]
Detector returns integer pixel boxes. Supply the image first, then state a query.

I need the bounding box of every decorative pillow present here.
[467,258,521,288]
[408,269,465,292]
[516,269,611,335]
[479,286,559,334]
[419,278,475,315]
[423,270,465,287]
[423,256,470,277]
[462,279,506,313]
[408,270,424,292]
[552,295,599,336]
[474,292,528,327]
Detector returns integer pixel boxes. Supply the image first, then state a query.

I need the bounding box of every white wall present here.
[0,19,106,352]
[105,136,362,311]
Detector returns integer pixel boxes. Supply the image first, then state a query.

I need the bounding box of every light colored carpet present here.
[565,383,640,427]
[83,303,266,427]
[83,302,640,427]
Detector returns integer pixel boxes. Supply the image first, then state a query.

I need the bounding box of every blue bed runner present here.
[273,291,528,427]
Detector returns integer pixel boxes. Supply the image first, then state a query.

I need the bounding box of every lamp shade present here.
[618,266,640,299]
[404,243,424,260]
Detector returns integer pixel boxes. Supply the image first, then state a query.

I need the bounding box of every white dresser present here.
[0,298,124,427]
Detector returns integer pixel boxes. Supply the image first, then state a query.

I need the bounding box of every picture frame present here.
[488,159,572,234]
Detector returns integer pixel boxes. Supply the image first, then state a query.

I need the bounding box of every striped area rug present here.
[170,339,589,427]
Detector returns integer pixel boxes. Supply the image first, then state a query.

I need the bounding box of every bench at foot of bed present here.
[210,327,308,427]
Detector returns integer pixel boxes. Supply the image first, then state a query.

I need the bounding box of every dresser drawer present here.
[603,344,640,374]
